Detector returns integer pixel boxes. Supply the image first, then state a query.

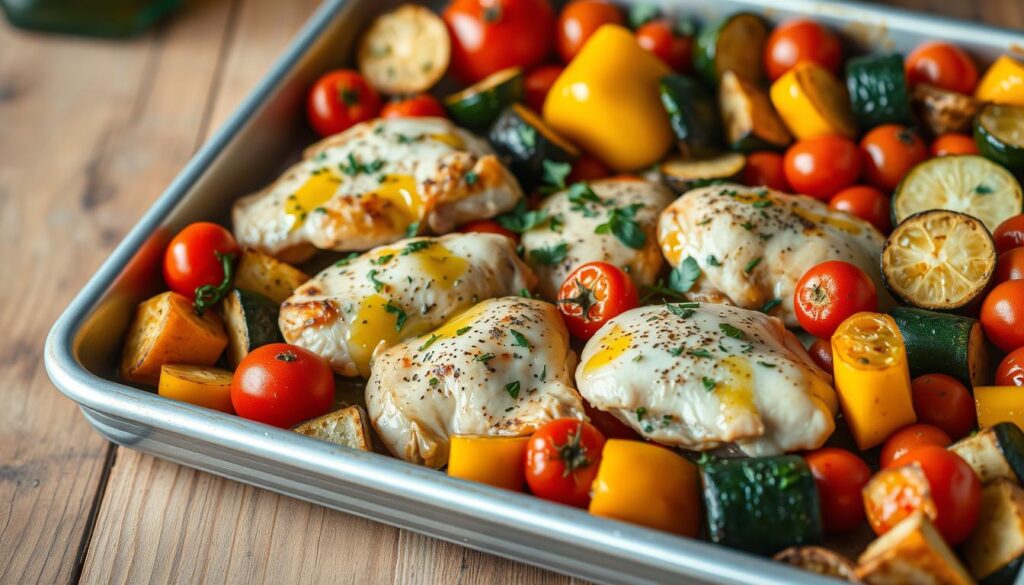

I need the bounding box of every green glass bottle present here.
[1,0,182,37]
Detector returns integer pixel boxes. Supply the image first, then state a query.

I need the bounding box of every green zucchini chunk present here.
[488,103,579,191]
[961,479,1024,584]
[975,103,1024,175]
[950,423,1024,486]
[694,12,767,85]
[659,74,723,159]
[845,54,913,131]
[889,307,989,387]
[221,288,282,368]
[445,67,524,132]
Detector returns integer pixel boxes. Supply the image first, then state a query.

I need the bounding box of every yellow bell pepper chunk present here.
[975,54,1024,106]
[447,435,530,491]
[770,62,857,140]
[831,312,916,450]
[975,387,1024,429]
[588,439,700,536]
[158,364,234,414]
[542,25,672,171]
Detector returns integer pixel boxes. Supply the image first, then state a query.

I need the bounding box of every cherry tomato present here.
[829,185,891,233]
[555,0,623,63]
[567,154,611,183]
[981,280,1024,352]
[764,19,842,81]
[380,94,446,119]
[524,64,564,112]
[905,41,979,95]
[458,219,519,242]
[898,446,981,545]
[994,215,1024,254]
[930,133,979,157]
[805,448,871,533]
[996,247,1024,284]
[163,222,240,299]
[230,343,335,429]
[635,19,693,72]
[524,418,606,507]
[444,0,555,83]
[557,262,639,339]
[306,70,380,137]
[996,347,1024,386]
[911,374,976,440]
[783,135,863,200]
[743,151,791,192]
[881,424,952,468]
[860,125,928,192]
[808,338,834,376]
[793,261,878,339]
[583,401,639,440]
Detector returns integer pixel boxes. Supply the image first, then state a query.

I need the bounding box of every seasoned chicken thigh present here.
[233,117,522,262]
[577,303,837,456]
[521,178,675,300]
[658,184,886,327]
[366,297,585,468]
[279,233,535,377]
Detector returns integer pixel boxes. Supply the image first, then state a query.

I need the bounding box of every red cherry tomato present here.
[996,347,1024,386]
[808,338,834,376]
[567,155,611,183]
[910,374,977,440]
[784,135,863,200]
[524,418,606,507]
[930,133,979,157]
[805,448,871,533]
[306,70,380,137]
[860,125,928,192]
[996,247,1024,284]
[829,185,891,233]
[444,0,555,83]
[163,222,240,299]
[458,219,519,242]
[905,41,979,95]
[524,64,564,112]
[635,19,693,72]
[982,280,1024,352]
[557,262,638,339]
[898,446,981,546]
[793,261,878,339]
[555,0,623,63]
[380,94,447,119]
[994,215,1024,254]
[764,19,842,81]
[881,424,952,468]
[230,343,335,429]
[583,401,639,440]
[743,151,791,192]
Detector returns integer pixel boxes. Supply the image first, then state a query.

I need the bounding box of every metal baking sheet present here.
[44,1,1024,583]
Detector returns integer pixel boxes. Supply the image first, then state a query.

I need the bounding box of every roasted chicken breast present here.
[279,233,535,377]
[233,117,522,262]
[576,303,837,456]
[366,296,585,468]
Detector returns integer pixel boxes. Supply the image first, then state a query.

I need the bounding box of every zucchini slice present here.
[961,479,1024,584]
[950,423,1024,486]
[221,288,283,368]
[913,83,982,137]
[356,5,450,95]
[892,155,1023,232]
[659,74,723,159]
[488,103,579,191]
[233,248,310,304]
[975,103,1024,174]
[701,455,822,555]
[889,307,989,387]
[660,153,746,193]
[845,53,914,131]
[882,210,996,311]
[694,12,767,85]
[719,71,791,152]
[773,546,857,580]
[444,67,524,132]
[157,364,234,414]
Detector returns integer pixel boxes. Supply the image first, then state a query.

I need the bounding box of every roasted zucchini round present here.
[488,103,579,191]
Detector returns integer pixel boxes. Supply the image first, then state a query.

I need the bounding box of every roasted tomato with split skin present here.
[805,448,871,533]
[525,418,606,507]
[557,262,639,339]
[380,94,447,119]
[163,222,240,306]
[793,261,878,339]
[444,0,555,83]
[231,343,335,429]
[306,70,380,137]
[996,347,1024,386]
[881,424,952,468]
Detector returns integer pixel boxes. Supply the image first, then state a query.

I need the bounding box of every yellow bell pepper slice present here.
[447,435,530,491]
[975,54,1024,106]
[831,312,916,450]
[542,24,672,171]
[770,62,857,140]
[975,386,1024,429]
[588,439,700,536]
[158,364,234,414]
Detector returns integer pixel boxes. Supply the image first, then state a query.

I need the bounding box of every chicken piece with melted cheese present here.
[658,184,886,327]
[233,117,522,262]
[279,233,535,377]
[576,303,837,456]
[366,296,585,468]
[520,178,675,300]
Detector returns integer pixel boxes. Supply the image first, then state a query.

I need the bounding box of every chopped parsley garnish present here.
[669,347,684,356]
[456,326,472,336]
[367,269,385,292]
[539,365,547,382]
[400,240,432,256]
[752,199,773,209]
[740,221,754,231]
[396,133,420,144]
[334,252,359,267]
[744,257,762,274]
[548,214,563,232]
[757,361,776,368]
[635,406,647,420]
[384,301,407,330]
[719,323,745,339]
[702,377,717,392]
[761,298,782,313]
[595,203,646,249]
[496,199,548,233]
[669,256,702,293]
[975,183,994,195]
[339,153,384,176]
[464,171,479,186]
[706,255,721,267]
[567,182,602,216]
[519,288,534,298]
[517,125,537,148]
[510,329,531,349]
[475,353,496,363]
[689,349,713,359]
[541,159,572,193]
[697,217,713,226]
[529,242,568,265]
[504,380,521,399]
[418,334,440,351]
[666,301,699,318]
[429,377,439,386]
[372,254,393,265]
[405,222,420,237]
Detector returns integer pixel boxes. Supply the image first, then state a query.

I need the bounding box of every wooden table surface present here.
[1,1,1021,583]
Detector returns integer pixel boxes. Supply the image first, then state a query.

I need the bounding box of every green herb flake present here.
[669,256,702,293]
[702,377,717,392]
[761,298,782,313]
[505,380,521,399]
[529,242,568,265]
[541,159,572,192]
[744,257,762,274]
[464,171,479,186]
[418,334,440,351]
[757,361,776,368]
[669,347,684,356]
[519,288,533,299]
[384,301,407,330]
[510,329,531,349]
[975,183,994,195]
[476,353,496,363]
[372,254,394,265]
[429,377,439,386]
[595,203,646,249]
[334,252,360,267]
[400,240,432,255]
[719,323,745,339]
[688,349,713,359]
[636,406,647,420]
[456,326,471,336]
[405,222,420,237]
[706,255,721,267]
[367,269,385,293]
[496,199,548,233]
[539,365,547,382]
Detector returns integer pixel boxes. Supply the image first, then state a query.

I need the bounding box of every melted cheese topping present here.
[286,172,341,230]
[348,294,405,377]
[583,325,633,375]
